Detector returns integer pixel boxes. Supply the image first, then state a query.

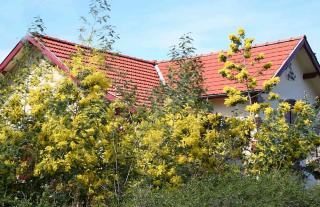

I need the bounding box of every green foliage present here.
[247,100,320,173]
[151,34,212,114]
[1,2,130,205]
[79,0,119,50]
[118,171,320,207]
[218,29,320,174]
[0,48,140,205]
[28,16,46,34]
[306,159,320,179]
[137,34,256,187]
[218,28,277,108]
[136,106,254,187]
[0,23,319,206]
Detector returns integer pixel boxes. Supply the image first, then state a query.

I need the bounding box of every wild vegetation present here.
[0,0,319,206]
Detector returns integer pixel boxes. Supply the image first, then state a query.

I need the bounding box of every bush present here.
[119,171,320,207]
[1,27,319,206]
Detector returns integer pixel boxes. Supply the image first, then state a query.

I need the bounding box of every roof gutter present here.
[202,90,262,99]
[202,93,227,98]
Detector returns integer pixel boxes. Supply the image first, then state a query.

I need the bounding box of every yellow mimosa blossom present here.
[246,103,261,113]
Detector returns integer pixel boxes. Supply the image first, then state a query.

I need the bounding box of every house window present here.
[285,99,296,124]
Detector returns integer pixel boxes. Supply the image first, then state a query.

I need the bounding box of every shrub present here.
[119,171,320,207]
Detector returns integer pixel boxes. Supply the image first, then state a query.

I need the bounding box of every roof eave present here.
[274,36,320,77]
[303,36,320,73]
[203,90,262,99]
[0,39,25,72]
[0,34,118,101]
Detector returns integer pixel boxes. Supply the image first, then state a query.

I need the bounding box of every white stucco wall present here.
[210,97,249,117]
[21,64,66,114]
[272,55,319,102]
[211,48,320,116]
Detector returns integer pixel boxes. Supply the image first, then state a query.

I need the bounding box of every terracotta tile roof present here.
[1,34,312,104]
[157,36,304,96]
[34,34,160,105]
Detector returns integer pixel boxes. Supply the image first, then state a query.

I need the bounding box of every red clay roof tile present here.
[17,34,306,104]
[34,34,160,105]
[157,36,303,96]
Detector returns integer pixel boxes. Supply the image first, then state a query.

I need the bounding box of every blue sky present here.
[0,0,319,62]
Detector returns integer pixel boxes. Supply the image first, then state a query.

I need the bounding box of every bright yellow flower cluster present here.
[246,102,261,113]
[0,28,319,206]
[267,92,280,100]
[262,77,280,91]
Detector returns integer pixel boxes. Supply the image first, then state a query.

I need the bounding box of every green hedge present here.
[118,171,320,207]
[2,171,319,207]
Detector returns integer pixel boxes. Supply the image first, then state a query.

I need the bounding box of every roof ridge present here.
[156,35,305,63]
[32,33,156,65]
[251,35,305,48]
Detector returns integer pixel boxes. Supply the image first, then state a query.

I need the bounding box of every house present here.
[158,36,320,116]
[1,34,320,115]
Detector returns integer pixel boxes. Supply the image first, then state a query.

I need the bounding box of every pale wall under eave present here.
[210,47,320,116]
